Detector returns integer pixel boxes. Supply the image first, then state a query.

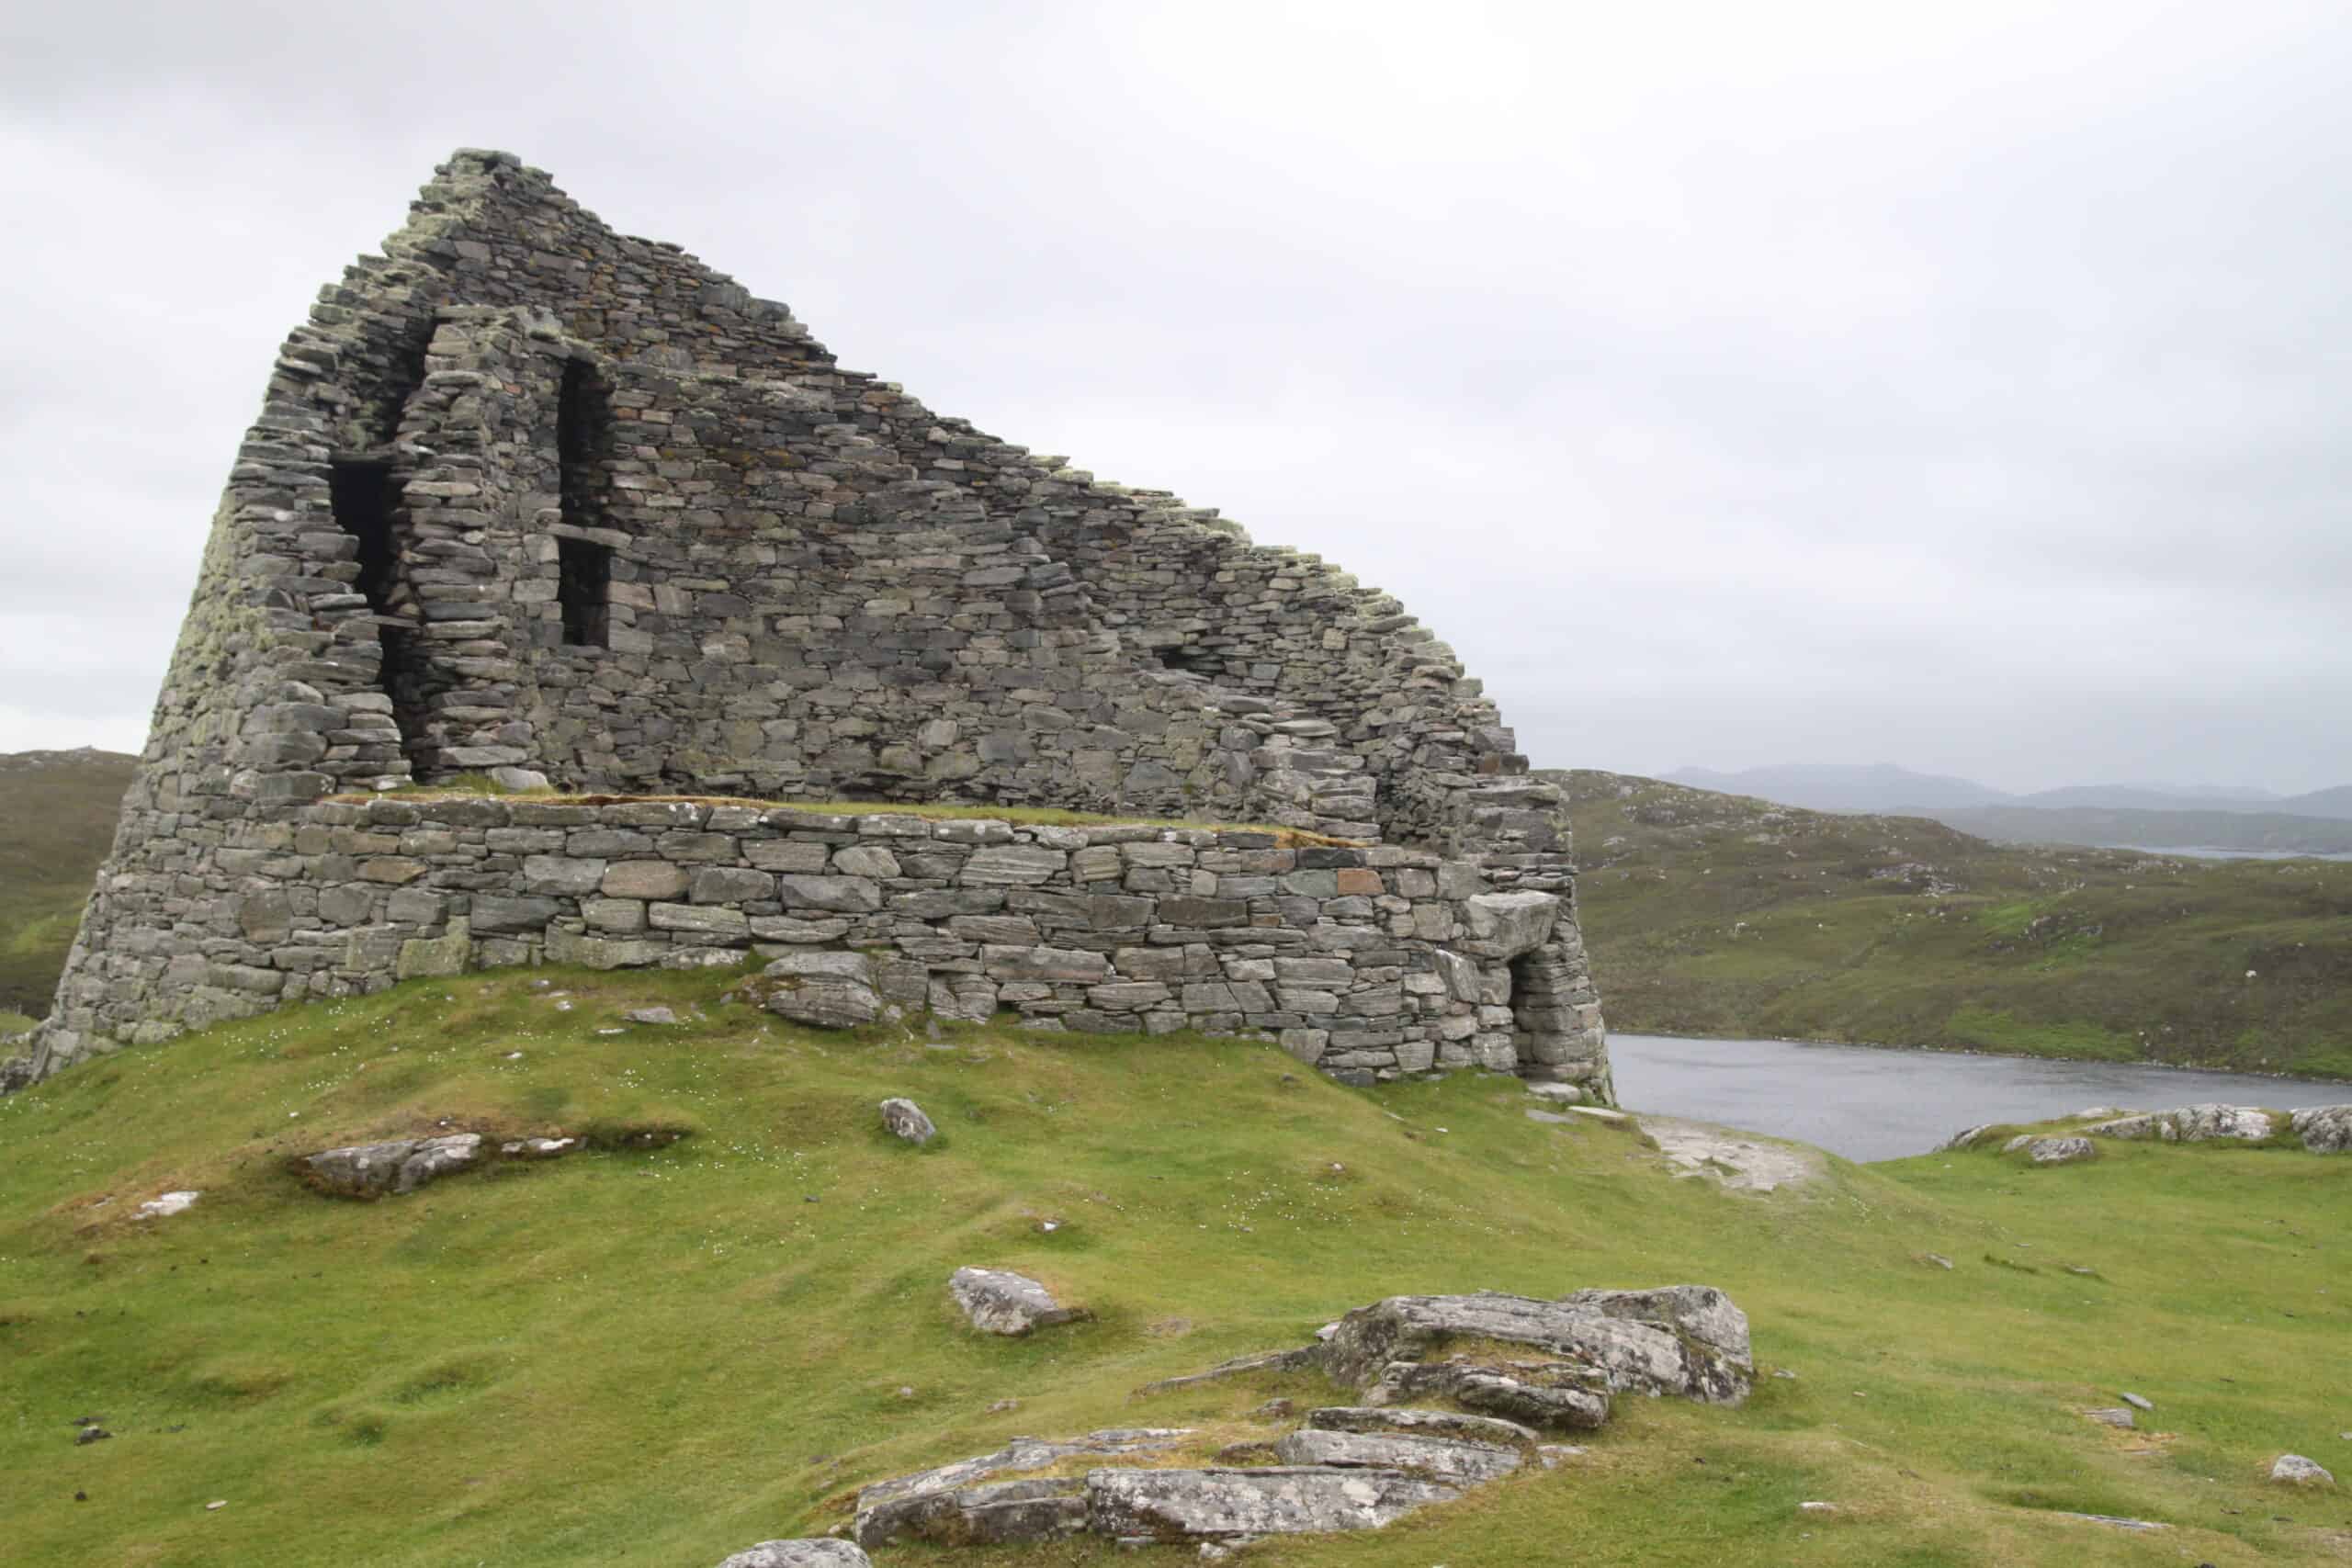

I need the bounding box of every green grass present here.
[2,967,2347,1565]
[0,750,133,1017]
[1556,769,2352,1078]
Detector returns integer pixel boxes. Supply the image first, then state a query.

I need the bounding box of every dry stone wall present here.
[26,149,1608,1097]
[54,798,1599,1084]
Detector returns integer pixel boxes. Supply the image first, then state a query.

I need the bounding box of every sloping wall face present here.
[30,151,1606,1096]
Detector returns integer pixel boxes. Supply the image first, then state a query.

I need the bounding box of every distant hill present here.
[2274,783,2352,820]
[1555,768,2352,1078]
[1928,803,2352,856]
[2014,783,2284,810]
[0,747,136,1024]
[1662,762,2352,849]
[1662,762,2008,812]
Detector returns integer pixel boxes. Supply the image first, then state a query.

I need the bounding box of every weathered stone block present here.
[602,861,690,900]
[775,874,883,912]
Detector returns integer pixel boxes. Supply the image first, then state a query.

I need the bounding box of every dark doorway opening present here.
[1156,643,1218,677]
[560,537,612,648]
[328,459,397,613]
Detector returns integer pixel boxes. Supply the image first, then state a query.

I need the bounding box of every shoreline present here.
[1606,1026,2352,1088]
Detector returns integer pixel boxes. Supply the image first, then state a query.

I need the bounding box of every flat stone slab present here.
[1273,1427,1522,1485]
[716,1543,871,1568]
[855,1429,1192,1546]
[1639,1115,1825,1192]
[1306,1405,1538,1446]
[950,1267,1090,1336]
[1085,1465,1459,1540]
[300,1134,482,1197]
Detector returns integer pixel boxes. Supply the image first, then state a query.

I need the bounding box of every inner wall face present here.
[28,150,1607,1099]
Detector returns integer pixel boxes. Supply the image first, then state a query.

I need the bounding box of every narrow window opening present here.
[560,537,612,648]
[1156,643,1217,677]
[558,357,604,517]
[328,460,397,612]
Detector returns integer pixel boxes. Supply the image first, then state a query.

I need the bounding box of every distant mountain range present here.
[1660,762,2352,853]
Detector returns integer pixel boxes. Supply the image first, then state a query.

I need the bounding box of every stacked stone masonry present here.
[27,149,1608,1096]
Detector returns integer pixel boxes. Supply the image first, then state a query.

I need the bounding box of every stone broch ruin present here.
[20,150,1609,1097]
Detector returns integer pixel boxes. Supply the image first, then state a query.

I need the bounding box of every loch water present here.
[1609,1032,2349,1162]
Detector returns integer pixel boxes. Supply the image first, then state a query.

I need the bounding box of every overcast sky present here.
[4,1,2346,793]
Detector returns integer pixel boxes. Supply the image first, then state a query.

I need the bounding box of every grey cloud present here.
[4,1,2347,789]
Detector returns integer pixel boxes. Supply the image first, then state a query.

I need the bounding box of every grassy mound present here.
[1560,770,2352,1078]
[2,970,2346,1565]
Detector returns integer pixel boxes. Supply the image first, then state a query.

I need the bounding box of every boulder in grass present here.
[880,1098,936,1145]
[950,1267,1090,1336]
[2290,1104,2352,1154]
[301,1134,481,1197]
[2272,1454,2335,1485]
[2025,1136,2097,1166]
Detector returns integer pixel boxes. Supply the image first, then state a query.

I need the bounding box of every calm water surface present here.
[1610,1032,2349,1162]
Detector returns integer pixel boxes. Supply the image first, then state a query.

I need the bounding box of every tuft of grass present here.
[329,786,1352,845]
[0,966,2346,1565]
[0,749,135,1016]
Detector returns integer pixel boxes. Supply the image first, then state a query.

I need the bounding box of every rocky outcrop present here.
[1086,1466,1460,1542]
[2004,1134,2097,1166]
[949,1268,1089,1336]
[858,1284,1749,1551]
[1320,1287,1754,1415]
[2080,1104,2275,1143]
[295,1127,600,1196]
[300,1134,484,1197]
[715,1542,870,1568]
[2290,1104,2352,1153]
[854,1429,1193,1546]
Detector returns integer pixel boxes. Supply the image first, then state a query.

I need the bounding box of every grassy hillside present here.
[0,748,136,1020]
[3,967,2348,1565]
[1559,770,2352,1078]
